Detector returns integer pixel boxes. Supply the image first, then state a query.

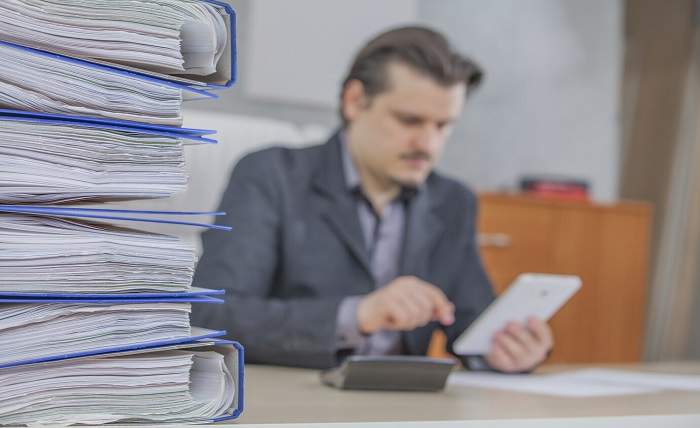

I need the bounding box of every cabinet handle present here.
[478,233,512,248]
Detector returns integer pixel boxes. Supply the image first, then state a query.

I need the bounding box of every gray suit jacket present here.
[192,132,495,369]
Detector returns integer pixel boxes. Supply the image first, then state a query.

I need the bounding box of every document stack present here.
[0,0,243,425]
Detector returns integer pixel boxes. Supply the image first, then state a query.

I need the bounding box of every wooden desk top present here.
[234,362,700,426]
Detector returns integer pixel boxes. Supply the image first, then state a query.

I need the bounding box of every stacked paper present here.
[0,0,242,424]
[0,118,196,202]
[0,214,195,294]
[0,346,237,425]
[0,41,193,125]
[0,302,192,365]
[0,0,229,76]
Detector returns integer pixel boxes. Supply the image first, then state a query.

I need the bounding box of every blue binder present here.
[190,0,238,89]
[0,206,232,230]
[0,299,228,403]
[0,287,225,300]
[0,39,217,100]
[0,0,237,91]
[0,319,228,368]
[0,337,245,422]
[0,108,218,143]
[0,326,228,367]
[208,338,246,422]
[0,295,223,304]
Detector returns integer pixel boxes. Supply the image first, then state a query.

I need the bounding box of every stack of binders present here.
[0,0,243,425]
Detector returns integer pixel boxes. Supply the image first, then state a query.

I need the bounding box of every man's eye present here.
[398,116,421,126]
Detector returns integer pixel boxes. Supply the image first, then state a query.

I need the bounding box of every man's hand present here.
[485,317,553,373]
[357,276,454,334]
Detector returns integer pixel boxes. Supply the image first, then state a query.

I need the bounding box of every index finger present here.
[419,283,454,325]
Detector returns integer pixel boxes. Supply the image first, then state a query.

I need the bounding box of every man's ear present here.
[342,80,369,122]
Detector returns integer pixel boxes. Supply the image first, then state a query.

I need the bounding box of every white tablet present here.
[453,273,581,355]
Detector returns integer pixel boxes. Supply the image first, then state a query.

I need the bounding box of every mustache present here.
[399,151,432,162]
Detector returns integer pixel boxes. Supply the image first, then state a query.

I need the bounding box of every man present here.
[193,26,552,371]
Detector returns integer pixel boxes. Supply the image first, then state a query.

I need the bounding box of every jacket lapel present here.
[400,181,444,277]
[309,132,447,296]
[400,179,445,356]
[311,133,373,280]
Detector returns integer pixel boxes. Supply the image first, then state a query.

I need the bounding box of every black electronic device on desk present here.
[320,355,456,392]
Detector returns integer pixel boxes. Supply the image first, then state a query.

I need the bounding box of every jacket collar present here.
[311,131,372,279]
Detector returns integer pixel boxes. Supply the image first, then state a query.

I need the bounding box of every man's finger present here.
[527,317,554,351]
[432,302,455,326]
[422,285,454,325]
[505,321,538,351]
[385,296,426,330]
[494,331,528,364]
[395,293,430,328]
[396,284,434,321]
[486,341,516,373]
[408,289,435,318]
[385,300,412,330]
[405,296,434,327]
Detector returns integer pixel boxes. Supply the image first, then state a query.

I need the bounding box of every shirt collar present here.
[339,131,361,192]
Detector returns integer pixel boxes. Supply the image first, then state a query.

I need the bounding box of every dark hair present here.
[339,25,484,125]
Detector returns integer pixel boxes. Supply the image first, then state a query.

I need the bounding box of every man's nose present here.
[413,124,441,153]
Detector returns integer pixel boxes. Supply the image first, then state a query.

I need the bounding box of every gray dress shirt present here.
[335,137,412,355]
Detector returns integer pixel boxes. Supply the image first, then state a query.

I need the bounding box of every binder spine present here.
[202,0,238,88]
[0,40,218,98]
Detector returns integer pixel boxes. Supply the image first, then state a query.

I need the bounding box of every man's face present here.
[344,62,466,188]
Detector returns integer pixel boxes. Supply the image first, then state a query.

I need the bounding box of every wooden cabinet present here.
[429,193,652,364]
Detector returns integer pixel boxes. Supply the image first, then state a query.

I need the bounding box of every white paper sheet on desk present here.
[562,368,700,391]
[448,371,661,397]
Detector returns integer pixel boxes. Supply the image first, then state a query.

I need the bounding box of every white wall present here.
[192,0,625,202]
[246,0,418,107]
[420,0,624,202]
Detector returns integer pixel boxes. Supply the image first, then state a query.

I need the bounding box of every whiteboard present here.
[246,0,418,107]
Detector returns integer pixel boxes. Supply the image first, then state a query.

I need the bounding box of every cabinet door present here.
[478,198,557,293]
[477,195,650,364]
[545,206,650,363]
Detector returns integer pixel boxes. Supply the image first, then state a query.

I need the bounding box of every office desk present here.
[232,362,700,427]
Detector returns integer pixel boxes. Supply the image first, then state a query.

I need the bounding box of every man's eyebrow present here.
[388,105,458,121]
[391,109,420,116]
[392,109,457,123]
